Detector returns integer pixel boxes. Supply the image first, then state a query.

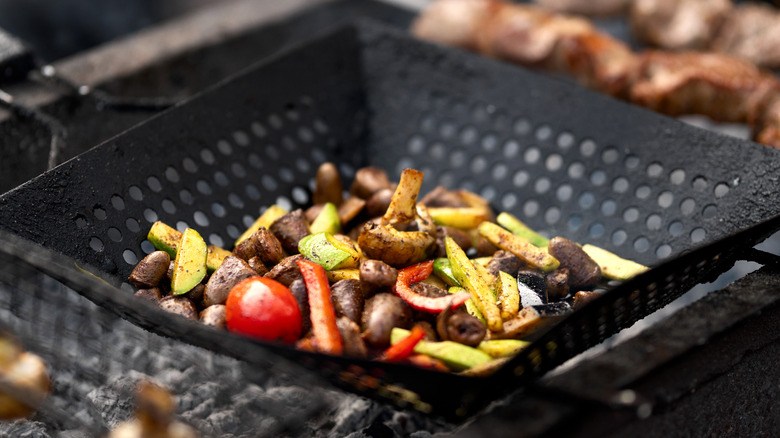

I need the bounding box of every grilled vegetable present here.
[488,303,572,340]
[395,260,471,312]
[297,259,343,354]
[496,271,520,320]
[235,204,287,247]
[582,244,649,280]
[446,237,503,332]
[358,168,437,267]
[298,232,359,271]
[147,221,182,258]
[310,202,341,234]
[432,257,460,287]
[206,245,231,272]
[477,339,529,358]
[380,325,427,362]
[428,207,488,229]
[478,222,560,272]
[390,328,493,371]
[435,303,486,347]
[496,212,550,247]
[225,276,302,344]
[170,228,208,295]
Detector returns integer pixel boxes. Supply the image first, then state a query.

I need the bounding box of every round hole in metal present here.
[691,227,706,243]
[233,130,250,146]
[123,249,138,266]
[702,204,718,219]
[193,211,209,227]
[143,209,157,223]
[556,184,573,202]
[146,176,162,193]
[633,236,650,253]
[89,237,104,252]
[557,131,575,150]
[408,135,425,154]
[110,195,125,211]
[200,148,215,165]
[179,189,194,205]
[209,234,224,248]
[656,244,672,259]
[211,202,226,218]
[126,218,140,233]
[107,227,122,242]
[251,122,267,138]
[128,185,143,201]
[514,118,532,135]
[161,199,176,215]
[217,140,232,156]
[692,176,708,191]
[658,191,674,208]
[714,182,730,198]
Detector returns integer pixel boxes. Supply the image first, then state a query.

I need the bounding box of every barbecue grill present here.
[0,1,778,436]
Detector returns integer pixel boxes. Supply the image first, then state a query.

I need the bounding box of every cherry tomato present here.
[225,277,302,344]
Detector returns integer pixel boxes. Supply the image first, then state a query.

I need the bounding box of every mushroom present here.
[358,168,437,267]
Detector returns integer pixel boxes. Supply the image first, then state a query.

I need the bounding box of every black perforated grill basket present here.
[2,21,780,420]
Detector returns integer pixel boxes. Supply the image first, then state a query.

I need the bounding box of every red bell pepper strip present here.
[296,259,343,355]
[406,354,450,372]
[380,325,426,362]
[394,260,471,312]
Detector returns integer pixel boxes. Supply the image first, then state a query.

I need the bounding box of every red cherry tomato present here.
[225,277,302,344]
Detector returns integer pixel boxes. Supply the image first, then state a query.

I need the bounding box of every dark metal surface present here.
[2,20,780,420]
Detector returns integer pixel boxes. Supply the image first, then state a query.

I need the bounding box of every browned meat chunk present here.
[546,268,570,301]
[129,250,170,288]
[134,287,163,304]
[361,293,412,348]
[547,237,601,289]
[313,162,343,205]
[269,209,310,254]
[330,279,366,323]
[264,254,305,286]
[203,256,258,307]
[365,188,394,218]
[359,259,398,289]
[630,50,780,124]
[350,166,392,199]
[629,0,731,51]
[252,227,286,265]
[159,296,198,320]
[712,3,780,70]
[486,250,524,278]
[336,317,368,358]
[200,305,226,329]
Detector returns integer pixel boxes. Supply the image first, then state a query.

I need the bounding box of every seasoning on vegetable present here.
[394,260,471,312]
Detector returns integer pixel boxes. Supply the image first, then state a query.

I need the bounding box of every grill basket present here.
[2,21,780,421]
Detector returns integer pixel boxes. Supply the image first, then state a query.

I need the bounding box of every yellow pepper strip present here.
[496,212,550,247]
[448,286,486,325]
[326,268,361,282]
[478,222,559,272]
[235,204,287,247]
[445,237,503,332]
[581,244,649,281]
[496,271,519,320]
[427,207,488,229]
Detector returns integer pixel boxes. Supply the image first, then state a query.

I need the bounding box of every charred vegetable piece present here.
[497,271,520,320]
[581,244,649,280]
[170,228,207,295]
[298,232,359,271]
[477,339,530,358]
[547,237,601,289]
[496,212,550,247]
[358,169,437,267]
[361,293,412,348]
[297,259,343,355]
[326,268,361,282]
[206,245,231,272]
[478,222,559,272]
[235,204,287,247]
[432,257,460,287]
[427,207,488,229]
[488,303,572,340]
[394,260,471,312]
[380,325,427,362]
[446,237,503,332]
[313,162,343,206]
[390,328,492,371]
[129,251,171,288]
[310,202,341,235]
[147,221,182,258]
